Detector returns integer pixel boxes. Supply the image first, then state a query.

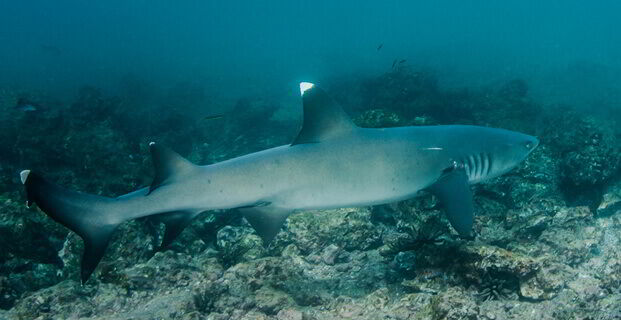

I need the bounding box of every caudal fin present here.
[21,143,203,283]
[21,170,123,284]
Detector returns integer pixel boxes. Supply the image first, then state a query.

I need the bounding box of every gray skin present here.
[135,125,537,216]
[21,82,539,283]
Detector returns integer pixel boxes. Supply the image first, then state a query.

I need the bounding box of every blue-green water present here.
[0,1,620,319]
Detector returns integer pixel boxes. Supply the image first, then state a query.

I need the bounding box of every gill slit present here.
[467,154,475,179]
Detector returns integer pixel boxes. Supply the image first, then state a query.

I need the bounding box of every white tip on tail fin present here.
[20,170,30,185]
[149,141,156,146]
[299,82,314,96]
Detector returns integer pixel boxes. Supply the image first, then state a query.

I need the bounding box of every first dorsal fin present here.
[292,82,356,145]
[148,142,197,194]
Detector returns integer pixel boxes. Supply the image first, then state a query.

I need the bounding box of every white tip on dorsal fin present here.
[299,82,315,96]
[292,82,356,145]
[20,170,30,184]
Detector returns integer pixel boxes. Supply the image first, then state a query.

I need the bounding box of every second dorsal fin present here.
[292,82,356,145]
[148,142,197,194]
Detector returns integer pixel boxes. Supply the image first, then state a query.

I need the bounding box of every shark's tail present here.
[20,170,124,283]
[20,143,204,284]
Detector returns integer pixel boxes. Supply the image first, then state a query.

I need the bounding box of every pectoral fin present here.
[428,168,475,238]
[237,206,292,245]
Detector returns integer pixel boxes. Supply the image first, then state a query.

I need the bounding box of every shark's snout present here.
[509,131,539,156]
[507,133,539,170]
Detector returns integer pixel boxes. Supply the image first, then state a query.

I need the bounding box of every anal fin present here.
[427,167,475,238]
[237,206,292,245]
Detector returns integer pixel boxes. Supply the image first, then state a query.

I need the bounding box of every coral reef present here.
[1,69,620,319]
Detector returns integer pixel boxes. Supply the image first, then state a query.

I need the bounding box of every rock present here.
[216,226,265,267]
[430,287,478,320]
[520,263,569,300]
[354,109,404,128]
[276,208,381,254]
[240,311,271,320]
[597,181,621,217]
[254,287,295,315]
[459,243,539,278]
[543,110,620,205]
[550,206,592,226]
[567,274,606,301]
[192,279,228,314]
[320,244,341,265]
[392,250,417,276]
[380,200,452,257]
[562,148,619,192]
[276,308,304,320]
[0,199,66,309]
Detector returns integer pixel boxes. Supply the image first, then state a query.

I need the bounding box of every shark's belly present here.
[276,178,425,210]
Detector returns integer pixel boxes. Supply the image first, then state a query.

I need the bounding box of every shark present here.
[20,82,539,283]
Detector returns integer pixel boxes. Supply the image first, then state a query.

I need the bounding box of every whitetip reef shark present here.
[20,82,539,283]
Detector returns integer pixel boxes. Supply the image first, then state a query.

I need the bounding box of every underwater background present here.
[1,1,621,319]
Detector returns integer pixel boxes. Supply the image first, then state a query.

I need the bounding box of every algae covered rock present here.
[455,243,560,302]
[319,244,341,265]
[457,243,539,281]
[354,108,404,128]
[276,308,304,320]
[0,196,66,309]
[562,147,619,191]
[276,208,382,254]
[597,180,621,217]
[429,286,478,320]
[254,286,295,315]
[216,225,265,267]
[520,263,569,300]
[377,199,453,260]
[543,109,620,205]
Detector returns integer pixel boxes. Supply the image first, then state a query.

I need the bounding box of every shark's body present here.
[21,82,539,283]
[146,125,525,212]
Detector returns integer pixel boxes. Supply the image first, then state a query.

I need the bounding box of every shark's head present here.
[487,130,539,179]
[449,126,539,184]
